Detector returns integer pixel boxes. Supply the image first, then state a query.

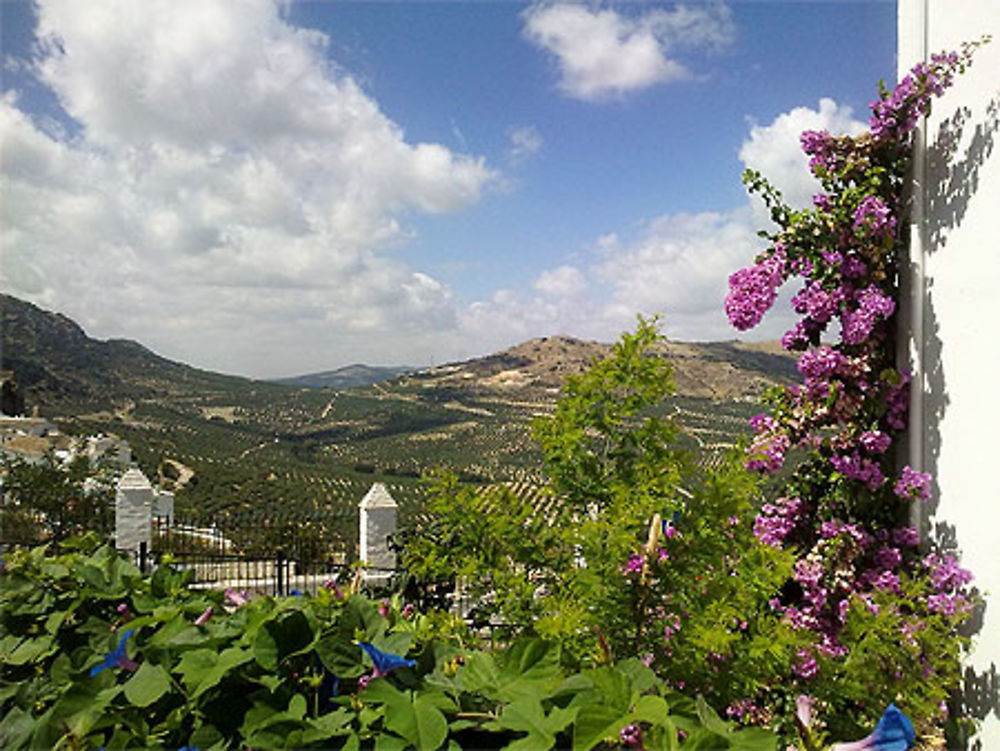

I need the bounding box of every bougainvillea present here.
[725,37,989,741]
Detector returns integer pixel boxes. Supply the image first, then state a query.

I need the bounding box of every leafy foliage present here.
[400,320,806,718]
[0,538,779,750]
[0,454,114,544]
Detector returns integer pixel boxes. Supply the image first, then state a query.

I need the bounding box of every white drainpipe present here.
[901,0,929,536]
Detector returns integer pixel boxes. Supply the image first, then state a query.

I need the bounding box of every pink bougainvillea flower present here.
[194,606,213,626]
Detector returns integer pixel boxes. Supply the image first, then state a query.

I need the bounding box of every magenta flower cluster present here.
[852,196,897,238]
[724,42,986,699]
[893,465,932,502]
[725,253,786,331]
[869,50,965,140]
[753,496,803,548]
[745,414,791,474]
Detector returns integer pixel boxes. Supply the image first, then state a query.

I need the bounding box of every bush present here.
[0,537,781,750]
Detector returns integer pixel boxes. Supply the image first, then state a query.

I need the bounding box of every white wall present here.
[899,1,1000,746]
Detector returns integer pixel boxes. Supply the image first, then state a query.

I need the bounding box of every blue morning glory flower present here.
[358,641,415,677]
[831,703,915,751]
[90,629,139,676]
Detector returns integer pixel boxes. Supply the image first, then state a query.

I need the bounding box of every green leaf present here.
[176,649,217,690]
[288,693,307,721]
[464,638,563,703]
[124,662,171,707]
[374,733,409,751]
[315,634,365,678]
[695,695,731,737]
[0,706,34,751]
[254,610,315,670]
[679,727,731,750]
[392,694,449,751]
[584,666,634,714]
[460,651,502,696]
[77,564,108,591]
[364,680,448,751]
[634,695,670,725]
[300,709,352,745]
[5,635,56,666]
[360,676,409,711]
[147,616,201,650]
[728,727,778,751]
[188,723,225,750]
[63,685,122,737]
[495,697,576,751]
[572,704,628,751]
[618,658,661,694]
[189,647,253,699]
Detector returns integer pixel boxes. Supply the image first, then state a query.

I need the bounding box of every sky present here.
[0,0,896,378]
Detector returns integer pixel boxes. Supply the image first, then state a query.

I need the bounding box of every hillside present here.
[0,293,272,413]
[272,364,416,390]
[395,334,795,401]
[0,294,794,542]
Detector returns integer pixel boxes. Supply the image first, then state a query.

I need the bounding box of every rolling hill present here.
[1,293,794,541]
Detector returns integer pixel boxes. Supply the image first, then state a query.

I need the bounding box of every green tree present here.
[400,319,804,705]
[1,454,113,542]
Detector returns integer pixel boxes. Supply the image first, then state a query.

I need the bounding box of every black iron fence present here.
[3,515,515,644]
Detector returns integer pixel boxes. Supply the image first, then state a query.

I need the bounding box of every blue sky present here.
[0,1,895,377]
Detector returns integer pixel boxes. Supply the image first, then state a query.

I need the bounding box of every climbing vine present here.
[726,37,990,741]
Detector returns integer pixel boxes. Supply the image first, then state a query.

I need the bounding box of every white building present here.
[898,2,1000,746]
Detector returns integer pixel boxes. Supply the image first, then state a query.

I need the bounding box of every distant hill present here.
[397,334,796,401]
[272,364,417,390]
[0,293,268,413]
[1,293,795,415]
[0,293,797,528]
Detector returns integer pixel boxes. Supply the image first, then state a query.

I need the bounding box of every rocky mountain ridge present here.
[1,293,795,413]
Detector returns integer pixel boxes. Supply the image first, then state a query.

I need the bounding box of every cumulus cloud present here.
[459,208,789,348]
[521,2,734,101]
[0,0,496,376]
[534,264,586,298]
[460,98,867,346]
[740,98,866,211]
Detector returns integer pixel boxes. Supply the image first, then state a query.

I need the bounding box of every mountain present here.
[0,293,267,413]
[397,334,796,401]
[272,364,417,390]
[1,293,795,414]
[0,294,796,523]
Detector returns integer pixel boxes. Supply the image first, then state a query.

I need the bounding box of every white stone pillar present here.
[152,489,174,527]
[359,483,397,581]
[115,468,153,555]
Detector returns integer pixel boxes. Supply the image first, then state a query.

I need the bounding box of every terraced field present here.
[8,296,794,557]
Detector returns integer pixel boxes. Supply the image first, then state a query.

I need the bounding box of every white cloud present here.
[521,3,733,101]
[507,125,544,165]
[739,98,866,211]
[458,208,792,348]
[534,264,586,298]
[0,0,496,377]
[459,98,867,347]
